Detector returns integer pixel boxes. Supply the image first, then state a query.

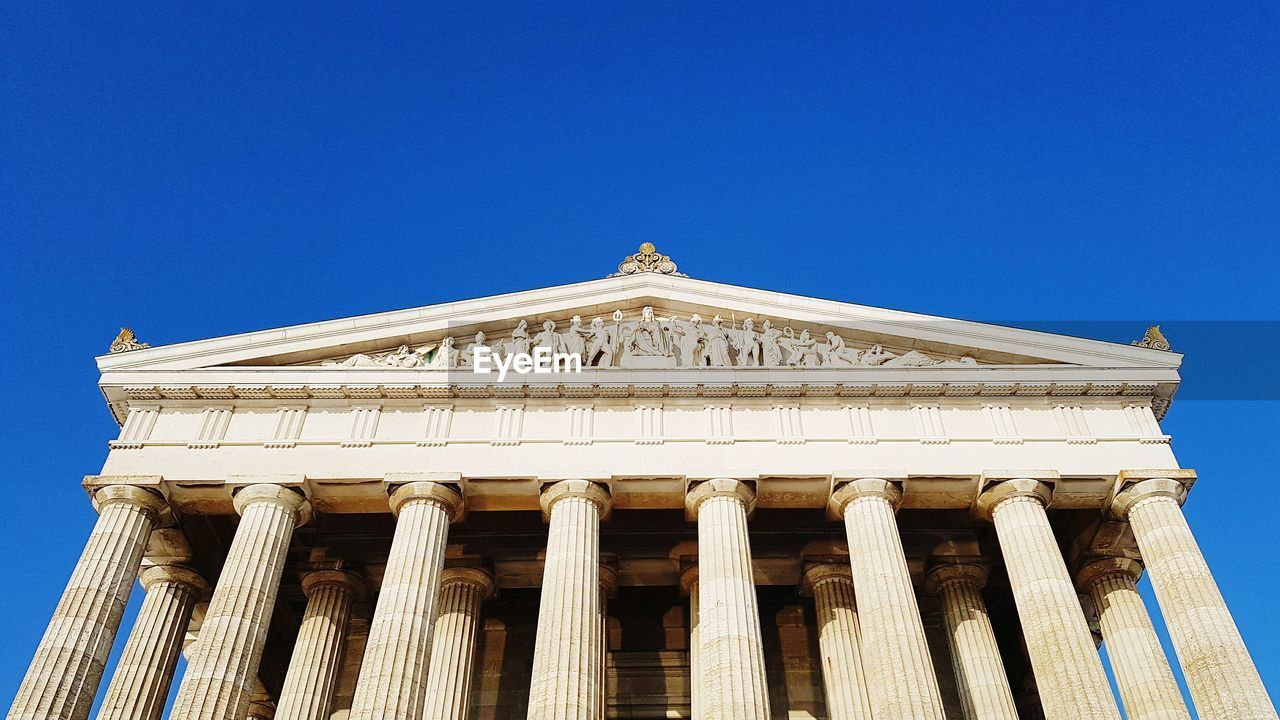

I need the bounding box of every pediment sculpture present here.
[318,306,979,369]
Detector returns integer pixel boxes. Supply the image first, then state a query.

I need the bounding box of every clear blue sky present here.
[2,3,1277,716]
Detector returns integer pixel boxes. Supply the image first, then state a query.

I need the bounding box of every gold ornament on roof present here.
[1131,325,1171,351]
[109,327,150,354]
[609,242,686,277]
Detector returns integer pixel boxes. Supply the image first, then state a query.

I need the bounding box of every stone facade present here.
[7,248,1273,719]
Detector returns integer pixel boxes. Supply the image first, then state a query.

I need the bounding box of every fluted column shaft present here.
[526,480,612,720]
[96,565,207,720]
[925,563,1019,720]
[804,564,873,720]
[830,478,946,720]
[274,571,362,720]
[680,567,701,720]
[597,566,617,720]
[1077,558,1190,720]
[977,479,1121,720]
[9,486,167,720]
[423,567,494,720]
[169,484,311,720]
[348,481,464,720]
[1114,477,1277,720]
[686,478,770,720]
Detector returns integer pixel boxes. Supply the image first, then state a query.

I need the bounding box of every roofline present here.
[97,272,1182,372]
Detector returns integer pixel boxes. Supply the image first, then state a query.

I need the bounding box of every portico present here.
[8,246,1273,720]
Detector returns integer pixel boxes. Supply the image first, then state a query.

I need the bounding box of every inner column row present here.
[10,473,1275,720]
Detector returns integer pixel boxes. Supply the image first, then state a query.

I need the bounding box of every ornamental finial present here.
[109,327,150,354]
[1131,325,1171,351]
[609,242,687,277]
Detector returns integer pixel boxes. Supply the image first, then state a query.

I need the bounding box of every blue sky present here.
[2,3,1278,716]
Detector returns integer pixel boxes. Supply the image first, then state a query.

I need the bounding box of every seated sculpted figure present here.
[625,306,670,357]
[821,332,859,366]
[460,331,489,368]
[786,329,821,367]
[431,336,458,368]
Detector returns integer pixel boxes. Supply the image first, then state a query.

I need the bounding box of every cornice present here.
[95,273,1184,372]
[100,366,1178,425]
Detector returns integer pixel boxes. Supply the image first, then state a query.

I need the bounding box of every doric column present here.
[348,480,465,720]
[923,563,1019,720]
[422,567,494,720]
[597,565,618,720]
[1076,557,1190,720]
[274,570,364,720]
[679,566,700,720]
[828,478,946,720]
[169,484,311,720]
[526,480,612,720]
[685,478,770,720]
[9,484,167,720]
[976,476,1121,720]
[1112,474,1277,720]
[802,564,873,720]
[96,565,208,720]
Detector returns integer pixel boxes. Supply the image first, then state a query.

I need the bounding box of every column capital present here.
[301,569,367,601]
[140,564,209,596]
[1110,476,1189,519]
[679,564,698,595]
[92,485,168,522]
[924,562,989,596]
[975,476,1053,521]
[1075,557,1143,592]
[388,481,465,521]
[685,477,756,515]
[440,566,495,599]
[599,563,619,596]
[233,483,313,526]
[827,477,901,517]
[539,479,612,516]
[801,562,854,596]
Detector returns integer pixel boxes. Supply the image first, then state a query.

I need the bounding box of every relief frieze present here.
[318,306,978,370]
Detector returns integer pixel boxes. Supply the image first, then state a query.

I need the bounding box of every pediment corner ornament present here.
[1131,325,1171,352]
[608,242,686,278]
[109,327,150,354]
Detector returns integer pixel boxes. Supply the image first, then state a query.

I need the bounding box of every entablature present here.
[100,364,1179,425]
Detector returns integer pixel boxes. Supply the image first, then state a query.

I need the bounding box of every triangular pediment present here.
[98,272,1180,373]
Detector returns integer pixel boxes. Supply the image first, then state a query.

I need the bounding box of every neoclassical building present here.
[8,245,1276,720]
